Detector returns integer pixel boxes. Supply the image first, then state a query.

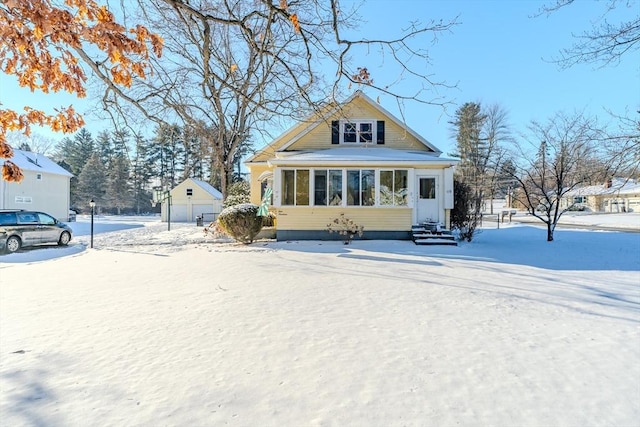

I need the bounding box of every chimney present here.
[604,178,612,188]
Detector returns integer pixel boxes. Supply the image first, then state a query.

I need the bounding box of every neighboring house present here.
[0,149,73,221]
[562,178,640,213]
[162,178,223,222]
[245,91,458,240]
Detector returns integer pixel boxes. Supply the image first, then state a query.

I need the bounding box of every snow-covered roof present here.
[2,149,73,177]
[566,178,640,197]
[190,179,223,199]
[268,147,458,166]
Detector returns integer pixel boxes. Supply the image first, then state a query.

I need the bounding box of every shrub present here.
[261,211,276,227]
[217,203,263,244]
[327,213,364,244]
[223,181,250,208]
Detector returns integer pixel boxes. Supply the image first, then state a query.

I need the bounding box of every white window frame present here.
[279,168,411,208]
[340,120,376,144]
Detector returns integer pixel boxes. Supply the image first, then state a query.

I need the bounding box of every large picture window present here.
[380,170,408,206]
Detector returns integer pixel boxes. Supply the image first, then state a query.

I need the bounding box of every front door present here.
[416,176,439,223]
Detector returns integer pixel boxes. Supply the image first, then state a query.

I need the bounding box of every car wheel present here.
[58,231,71,246]
[6,236,21,253]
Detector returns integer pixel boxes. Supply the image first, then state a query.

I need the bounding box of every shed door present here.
[416,176,439,223]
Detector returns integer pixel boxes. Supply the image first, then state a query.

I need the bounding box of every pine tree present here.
[131,134,155,214]
[107,154,132,214]
[76,153,107,212]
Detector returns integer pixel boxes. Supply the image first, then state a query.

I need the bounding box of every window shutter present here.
[331,121,340,144]
[376,121,385,144]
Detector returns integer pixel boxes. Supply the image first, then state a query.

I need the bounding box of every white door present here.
[416,176,439,223]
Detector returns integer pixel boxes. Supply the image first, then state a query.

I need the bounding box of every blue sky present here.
[0,0,638,157]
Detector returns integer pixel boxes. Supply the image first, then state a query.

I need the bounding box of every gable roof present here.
[2,149,73,177]
[186,178,223,199]
[566,178,640,197]
[246,91,442,163]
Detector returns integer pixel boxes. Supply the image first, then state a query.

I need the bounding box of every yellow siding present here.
[275,207,413,231]
[248,164,272,204]
[248,94,435,163]
[291,98,431,152]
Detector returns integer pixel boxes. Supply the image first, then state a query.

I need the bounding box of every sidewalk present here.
[482,211,640,231]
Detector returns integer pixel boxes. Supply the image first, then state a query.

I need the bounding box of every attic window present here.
[332,120,384,145]
[36,173,42,180]
[186,188,193,196]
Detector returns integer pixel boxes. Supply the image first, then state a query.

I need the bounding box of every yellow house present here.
[245,91,458,240]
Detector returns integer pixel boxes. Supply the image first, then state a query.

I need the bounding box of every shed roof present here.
[187,178,223,199]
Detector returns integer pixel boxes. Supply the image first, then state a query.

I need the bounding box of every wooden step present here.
[414,238,458,246]
[412,233,455,241]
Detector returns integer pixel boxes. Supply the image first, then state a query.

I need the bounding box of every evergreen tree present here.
[95,130,114,170]
[449,103,488,241]
[131,134,155,214]
[107,154,133,214]
[76,153,107,212]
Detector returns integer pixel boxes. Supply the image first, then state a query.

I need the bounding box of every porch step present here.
[411,223,457,246]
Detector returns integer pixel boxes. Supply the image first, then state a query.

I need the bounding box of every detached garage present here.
[161,178,223,223]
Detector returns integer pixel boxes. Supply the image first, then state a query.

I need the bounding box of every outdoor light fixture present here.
[89,199,96,248]
[153,186,172,231]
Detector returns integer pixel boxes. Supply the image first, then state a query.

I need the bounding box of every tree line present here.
[450,102,639,242]
[13,125,249,214]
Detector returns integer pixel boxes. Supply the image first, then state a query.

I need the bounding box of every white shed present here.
[0,149,73,221]
[161,178,223,222]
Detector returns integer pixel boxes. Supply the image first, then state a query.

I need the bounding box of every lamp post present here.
[153,186,171,231]
[89,199,95,248]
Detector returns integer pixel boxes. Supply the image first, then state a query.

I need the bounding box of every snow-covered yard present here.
[1,214,639,426]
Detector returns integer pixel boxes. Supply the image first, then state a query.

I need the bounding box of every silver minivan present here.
[0,210,73,254]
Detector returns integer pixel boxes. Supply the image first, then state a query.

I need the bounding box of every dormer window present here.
[332,120,385,145]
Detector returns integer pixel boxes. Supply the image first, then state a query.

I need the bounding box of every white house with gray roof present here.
[0,149,73,221]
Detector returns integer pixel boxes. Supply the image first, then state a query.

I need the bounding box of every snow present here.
[2,149,72,177]
[1,213,639,426]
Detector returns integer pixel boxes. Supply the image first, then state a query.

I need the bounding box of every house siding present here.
[1,172,70,221]
[276,206,412,231]
[288,102,432,152]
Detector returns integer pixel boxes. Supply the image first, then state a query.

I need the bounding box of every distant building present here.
[562,178,640,213]
[0,149,73,221]
[162,178,223,222]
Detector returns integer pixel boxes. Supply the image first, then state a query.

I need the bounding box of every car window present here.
[37,213,56,225]
[17,212,38,224]
[0,212,17,225]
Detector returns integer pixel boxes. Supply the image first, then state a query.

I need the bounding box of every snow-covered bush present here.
[223,181,250,208]
[217,203,263,244]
